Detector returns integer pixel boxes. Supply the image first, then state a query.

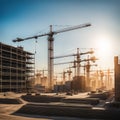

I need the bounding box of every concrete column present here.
[114,56,120,102]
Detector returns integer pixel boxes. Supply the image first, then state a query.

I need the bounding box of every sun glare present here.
[95,36,114,68]
[94,37,114,68]
[96,38,112,58]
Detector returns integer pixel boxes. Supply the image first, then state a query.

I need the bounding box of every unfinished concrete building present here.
[0,42,35,92]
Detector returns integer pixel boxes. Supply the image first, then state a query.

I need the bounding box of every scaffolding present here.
[0,42,35,92]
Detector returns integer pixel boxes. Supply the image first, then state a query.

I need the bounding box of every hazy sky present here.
[0,0,120,75]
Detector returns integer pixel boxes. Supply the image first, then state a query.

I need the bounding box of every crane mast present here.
[48,25,54,91]
[12,23,91,91]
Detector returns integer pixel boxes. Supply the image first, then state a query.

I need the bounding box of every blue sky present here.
[0,0,120,75]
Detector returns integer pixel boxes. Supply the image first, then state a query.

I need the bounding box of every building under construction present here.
[0,42,35,92]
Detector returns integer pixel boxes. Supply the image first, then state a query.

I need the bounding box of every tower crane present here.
[36,69,48,85]
[83,55,98,91]
[12,23,91,91]
[59,69,72,84]
[54,48,94,76]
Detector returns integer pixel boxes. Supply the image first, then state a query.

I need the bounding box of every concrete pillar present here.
[114,56,120,102]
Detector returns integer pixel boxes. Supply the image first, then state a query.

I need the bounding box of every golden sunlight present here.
[94,36,114,68]
[95,38,112,59]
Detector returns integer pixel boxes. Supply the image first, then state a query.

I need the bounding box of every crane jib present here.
[54,23,91,34]
[12,23,91,42]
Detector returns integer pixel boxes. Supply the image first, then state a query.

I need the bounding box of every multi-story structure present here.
[0,42,35,92]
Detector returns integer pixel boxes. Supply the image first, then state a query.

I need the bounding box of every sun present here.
[94,37,114,68]
[95,38,112,59]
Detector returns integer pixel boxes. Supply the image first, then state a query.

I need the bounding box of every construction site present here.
[11,23,114,93]
[0,23,120,120]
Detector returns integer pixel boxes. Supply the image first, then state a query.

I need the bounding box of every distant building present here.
[0,42,35,92]
[65,81,72,92]
[71,76,85,92]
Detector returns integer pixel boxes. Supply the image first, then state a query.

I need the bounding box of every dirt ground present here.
[0,92,95,120]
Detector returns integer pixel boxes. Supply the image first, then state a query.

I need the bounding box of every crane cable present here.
[34,39,38,54]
